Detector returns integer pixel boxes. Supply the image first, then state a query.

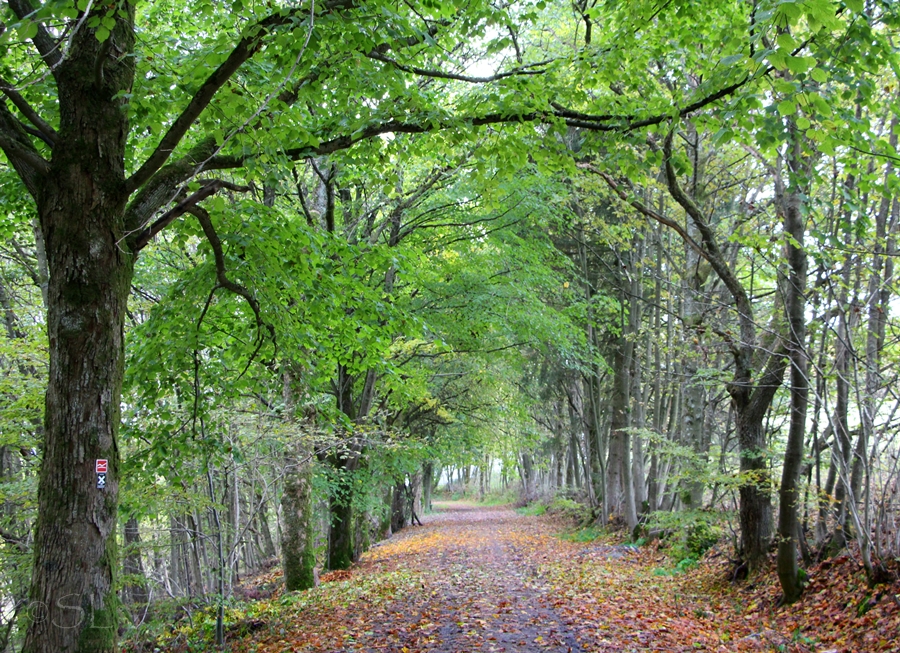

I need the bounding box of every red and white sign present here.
[95,459,108,474]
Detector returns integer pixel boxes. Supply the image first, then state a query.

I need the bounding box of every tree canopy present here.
[1,0,899,650]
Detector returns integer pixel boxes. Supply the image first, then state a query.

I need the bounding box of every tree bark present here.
[776,130,809,604]
[391,478,408,533]
[122,517,149,607]
[24,9,137,652]
[422,462,434,513]
[281,463,317,590]
[280,366,317,591]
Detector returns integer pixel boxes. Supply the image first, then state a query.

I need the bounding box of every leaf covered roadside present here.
[130,504,900,653]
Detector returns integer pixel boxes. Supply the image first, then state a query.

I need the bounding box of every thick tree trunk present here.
[280,366,317,590]
[520,452,536,503]
[328,489,355,570]
[24,10,136,651]
[410,470,423,521]
[282,462,317,590]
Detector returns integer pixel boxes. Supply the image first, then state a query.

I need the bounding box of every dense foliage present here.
[0,0,899,650]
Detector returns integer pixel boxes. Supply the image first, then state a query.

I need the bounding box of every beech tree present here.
[3,0,895,649]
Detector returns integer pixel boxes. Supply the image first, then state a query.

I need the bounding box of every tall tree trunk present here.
[520,452,536,503]
[24,8,137,651]
[122,517,149,607]
[328,471,356,570]
[607,336,633,525]
[280,366,317,590]
[282,463,317,589]
[422,462,434,513]
[776,131,809,604]
[663,132,785,572]
[256,491,277,559]
[391,478,408,533]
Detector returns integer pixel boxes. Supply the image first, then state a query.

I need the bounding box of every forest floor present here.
[166,502,899,653]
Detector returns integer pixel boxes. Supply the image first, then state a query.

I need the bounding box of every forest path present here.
[351,502,584,652]
[236,501,752,653]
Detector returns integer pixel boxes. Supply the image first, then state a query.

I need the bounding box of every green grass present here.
[556,526,604,542]
[515,504,547,516]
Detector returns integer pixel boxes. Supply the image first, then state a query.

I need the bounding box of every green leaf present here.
[95,26,110,42]
[777,100,797,116]
[785,55,811,74]
[810,68,828,83]
[19,21,38,41]
[777,33,797,50]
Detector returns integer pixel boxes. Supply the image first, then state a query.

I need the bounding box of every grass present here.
[556,526,605,542]
[515,503,547,516]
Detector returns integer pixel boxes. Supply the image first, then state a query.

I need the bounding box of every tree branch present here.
[131,179,251,251]
[126,0,360,193]
[0,75,57,146]
[126,67,757,246]
[366,51,553,83]
[8,0,63,70]
[124,12,292,193]
[577,162,710,262]
[0,99,49,198]
[663,129,750,311]
[124,137,239,238]
[188,204,276,377]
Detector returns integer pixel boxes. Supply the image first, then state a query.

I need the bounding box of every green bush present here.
[646,509,724,568]
[557,526,604,542]
[685,520,721,558]
[547,497,591,525]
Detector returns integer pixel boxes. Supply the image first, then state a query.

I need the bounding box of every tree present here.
[4,0,887,649]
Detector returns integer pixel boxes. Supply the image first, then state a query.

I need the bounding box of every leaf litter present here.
[152,502,899,653]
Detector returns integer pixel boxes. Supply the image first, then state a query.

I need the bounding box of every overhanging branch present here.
[577,162,710,262]
[189,204,276,378]
[131,179,250,251]
[366,51,553,83]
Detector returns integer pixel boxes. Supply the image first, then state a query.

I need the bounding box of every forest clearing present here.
[133,503,900,653]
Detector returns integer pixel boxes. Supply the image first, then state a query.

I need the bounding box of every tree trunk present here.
[281,366,317,591]
[607,337,631,522]
[391,478,408,533]
[410,470,423,521]
[256,491,277,559]
[122,517,149,607]
[281,462,317,590]
[422,462,434,513]
[663,132,785,572]
[776,132,809,604]
[24,10,137,651]
[520,452,536,503]
[327,464,357,569]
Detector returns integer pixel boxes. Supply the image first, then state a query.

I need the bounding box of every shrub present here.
[547,497,592,525]
[647,509,724,568]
